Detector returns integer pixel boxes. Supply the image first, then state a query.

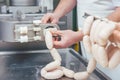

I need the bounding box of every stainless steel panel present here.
[8,6,40,14]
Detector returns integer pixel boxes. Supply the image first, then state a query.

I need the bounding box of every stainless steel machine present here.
[0,0,66,51]
[0,0,111,80]
[0,0,50,14]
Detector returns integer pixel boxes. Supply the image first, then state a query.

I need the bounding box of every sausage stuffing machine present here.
[0,0,111,80]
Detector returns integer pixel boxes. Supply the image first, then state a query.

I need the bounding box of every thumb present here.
[51,30,62,35]
[53,41,63,48]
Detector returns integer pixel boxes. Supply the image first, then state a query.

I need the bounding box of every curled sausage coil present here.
[41,28,94,80]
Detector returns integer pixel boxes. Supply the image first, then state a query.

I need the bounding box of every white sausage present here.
[44,60,61,71]
[91,20,102,43]
[92,44,99,61]
[41,68,47,77]
[98,21,116,46]
[94,21,106,45]
[44,69,64,79]
[83,35,92,54]
[83,16,94,35]
[96,22,109,46]
[108,48,120,69]
[62,67,75,78]
[50,48,62,61]
[45,30,53,49]
[87,58,96,74]
[101,18,109,22]
[90,20,101,43]
[92,44,108,67]
[74,71,89,80]
[43,27,64,79]
[96,45,108,67]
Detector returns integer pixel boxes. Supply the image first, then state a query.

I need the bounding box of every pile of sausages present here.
[41,16,120,80]
[83,16,120,69]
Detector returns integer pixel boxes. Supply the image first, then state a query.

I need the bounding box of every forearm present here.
[53,0,77,19]
[107,7,120,22]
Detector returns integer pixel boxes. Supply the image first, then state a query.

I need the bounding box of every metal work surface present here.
[0,48,111,80]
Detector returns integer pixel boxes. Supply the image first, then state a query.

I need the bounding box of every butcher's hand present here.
[41,13,59,24]
[51,30,83,48]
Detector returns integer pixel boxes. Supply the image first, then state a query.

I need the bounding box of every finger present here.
[53,41,65,48]
[41,14,52,23]
[90,20,101,42]
[113,30,120,42]
[83,16,94,35]
[51,30,62,35]
[50,30,62,41]
[54,41,62,46]
[109,34,114,42]
[41,15,47,23]
[94,21,103,44]
[109,30,120,42]
[116,23,120,31]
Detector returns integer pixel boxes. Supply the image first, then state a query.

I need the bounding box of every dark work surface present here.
[0,42,47,51]
[0,48,111,80]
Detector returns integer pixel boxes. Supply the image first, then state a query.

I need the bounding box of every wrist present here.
[74,30,84,42]
[53,12,62,20]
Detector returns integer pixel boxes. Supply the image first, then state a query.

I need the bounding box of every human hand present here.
[41,13,59,23]
[51,30,83,48]
[109,23,120,43]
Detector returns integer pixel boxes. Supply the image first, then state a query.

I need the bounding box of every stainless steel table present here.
[0,48,111,80]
